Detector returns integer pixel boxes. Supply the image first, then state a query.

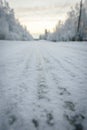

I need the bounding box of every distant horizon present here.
[7,0,81,38]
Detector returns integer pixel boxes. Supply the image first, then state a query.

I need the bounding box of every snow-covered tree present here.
[0,0,33,40]
[45,0,87,41]
[39,29,49,40]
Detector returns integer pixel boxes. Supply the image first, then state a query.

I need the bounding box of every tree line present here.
[0,0,33,40]
[40,0,87,41]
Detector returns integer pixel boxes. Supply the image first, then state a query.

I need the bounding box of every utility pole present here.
[76,0,83,40]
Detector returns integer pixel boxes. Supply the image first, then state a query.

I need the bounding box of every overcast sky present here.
[8,0,81,37]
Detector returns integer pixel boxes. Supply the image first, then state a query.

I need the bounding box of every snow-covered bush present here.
[0,0,33,40]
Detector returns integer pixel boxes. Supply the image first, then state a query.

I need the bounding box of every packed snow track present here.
[0,40,87,130]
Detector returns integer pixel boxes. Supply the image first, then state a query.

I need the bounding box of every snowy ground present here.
[0,40,87,130]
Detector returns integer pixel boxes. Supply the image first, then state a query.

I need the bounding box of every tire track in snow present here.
[39,45,86,130]
[59,44,87,56]
[36,49,50,101]
[41,45,86,130]
[40,48,71,98]
[33,47,67,130]
[38,46,75,130]
[45,48,85,83]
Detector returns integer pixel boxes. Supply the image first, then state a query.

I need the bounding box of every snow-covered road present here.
[0,40,87,130]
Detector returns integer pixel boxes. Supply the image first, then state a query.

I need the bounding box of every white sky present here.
[8,0,81,38]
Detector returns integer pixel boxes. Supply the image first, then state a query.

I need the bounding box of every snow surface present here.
[0,40,87,130]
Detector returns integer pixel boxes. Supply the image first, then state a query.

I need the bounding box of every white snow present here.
[0,40,87,130]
